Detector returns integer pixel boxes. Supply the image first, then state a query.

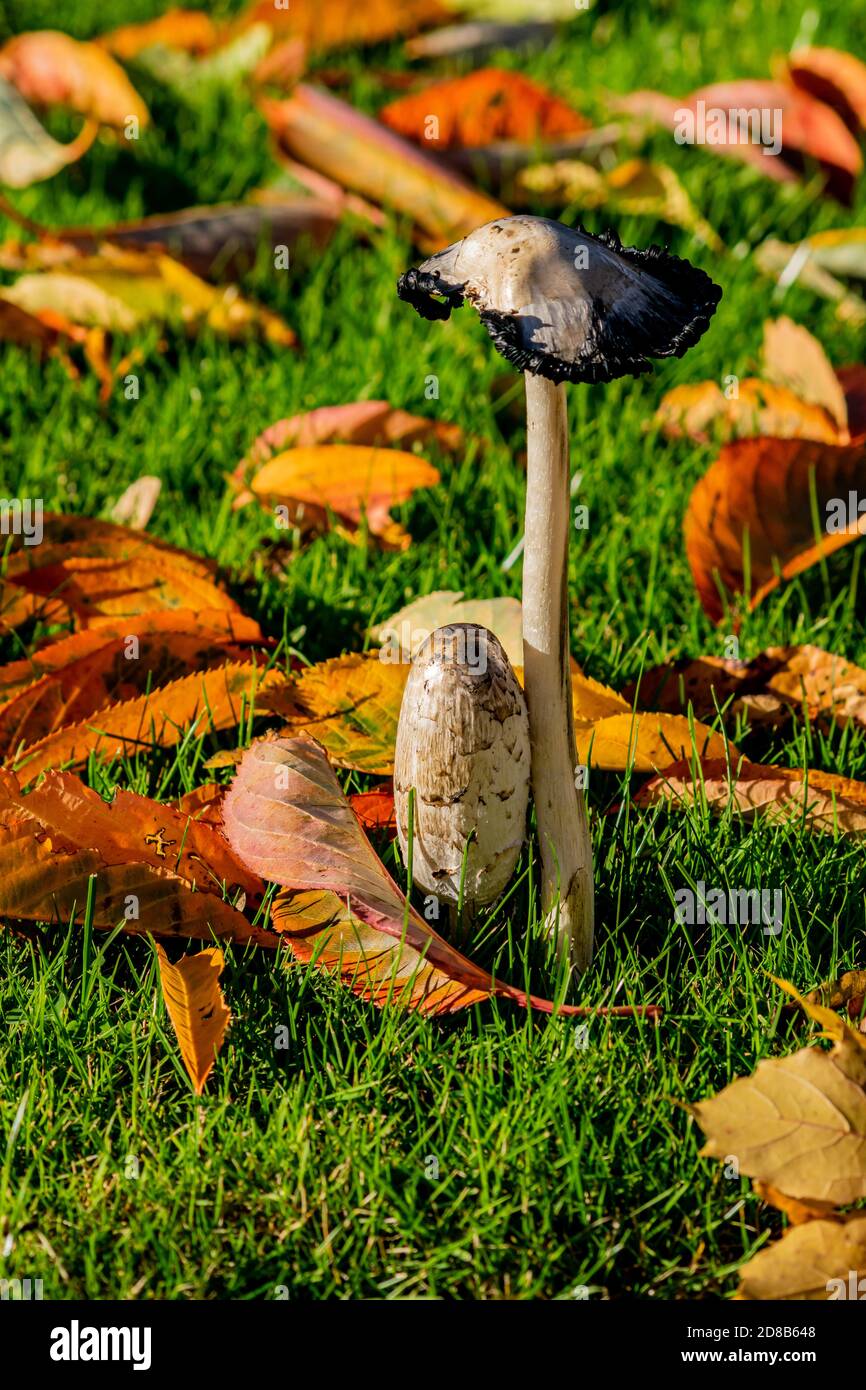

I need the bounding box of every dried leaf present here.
[693,1000,866,1204]
[0,74,97,188]
[654,378,843,445]
[98,9,219,60]
[754,234,866,327]
[752,1181,837,1225]
[804,969,866,1013]
[243,443,440,547]
[784,46,866,136]
[239,0,447,53]
[372,591,523,669]
[156,944,230,1095]
[0,30,149,130]
[9,661,286,783]
[737,1214,866,1300]
[636,756,866,838]
[1,246,295,346]
[518,157,722,251]
[0,767,274,945]
[380,68,589,149]
[223,734,658,1018]
[762,316,848,431]
[684,436,866,622]
[348,783,396,831]
[0,631,258,757]
[633,643,866,735]
[238,401,462,473]
[260,84,509,247]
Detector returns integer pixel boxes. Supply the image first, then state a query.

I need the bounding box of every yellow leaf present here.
[738,1215,866,1300]
[156,944,230,1095]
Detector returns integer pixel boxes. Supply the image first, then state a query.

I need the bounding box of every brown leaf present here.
[633,643,866,734]
[752,1180,837,1225]
[260,84,510,247]
[0,30,149,130]
[737,1214,866,1300]
[372,592,523,670]
[380,68,589,150]
[0,767,275,945]
[635,756,866,838]
[693,1006,866,1204]
[223,734,659,1018]
[683,436,866,622]
[9,661,286,783]
[784,46,866,137]
[654,378,843,445]
[762,316,849,431]
[0,632,261,759]
[348,783,396,831]
[242,443,440,548]
[1,245,295,346]
[156,944,230,1095]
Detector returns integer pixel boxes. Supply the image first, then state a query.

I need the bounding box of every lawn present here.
[1,0,865,1301]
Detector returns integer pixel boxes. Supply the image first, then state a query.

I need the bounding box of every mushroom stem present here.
[522,372,594,970]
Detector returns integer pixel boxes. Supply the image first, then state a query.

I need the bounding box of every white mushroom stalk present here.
[397,215,721,969]
[394,624,530,930]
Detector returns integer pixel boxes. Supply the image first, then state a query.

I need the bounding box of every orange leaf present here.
[156,944,230,1095]
[98,9,219,59]
[240,0,447,53]
[784,46,866,137]
[684,436,866,622]
[0,767,275,945]
[9,661,286,783]
[762,316,848,431]
[380,68,590,150]
[260,84,509,247]
[655,378,843,445]
[245,443,440,547]
[0,30,149,129]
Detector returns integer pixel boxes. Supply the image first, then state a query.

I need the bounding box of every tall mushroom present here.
[397,215,721,970]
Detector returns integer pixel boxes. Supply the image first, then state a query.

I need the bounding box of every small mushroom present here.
[394,624,529,919]
[398,216,721,969]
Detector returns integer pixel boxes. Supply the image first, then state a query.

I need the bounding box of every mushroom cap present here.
[397,214,722,384]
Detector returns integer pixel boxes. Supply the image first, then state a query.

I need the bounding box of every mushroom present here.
[394,623,530,925]
[397,215,721,969]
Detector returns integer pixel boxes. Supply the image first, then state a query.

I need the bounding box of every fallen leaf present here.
[804,969,866,1013]
[261,653,405,774]
[9,661,286,783]
[616,79,861,201]
[737,1214,866,1299]
[380,67,589,149]
[239,0,447,52]
[632,643,866,734]
[654,379,843,445]
[223,733,659,1017]
[693,993,866,1204]
[242,443,440,548]
[0,767,275,945]
[755,233,866,327]
[636,756,866,838]
[1,246,295,346]
[238,401,462,471]
[349,783,396,831]
[156,944,230,1094]
[783,46,866,136]
[372,591,523,669]
[98,9,219,59]
[762,315,848,431]
[260,84,509,247]
[684,436,866,621]
[0,74,97,187]
[38,198,341,280]
[752,1181,837,1225]
[0,631,258,757]
[0,30,149,130]
[518,157,722,251]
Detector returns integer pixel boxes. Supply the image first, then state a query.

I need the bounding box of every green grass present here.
[1,0,866,1300]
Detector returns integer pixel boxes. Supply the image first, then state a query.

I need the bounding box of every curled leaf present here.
[156,944,230,1095]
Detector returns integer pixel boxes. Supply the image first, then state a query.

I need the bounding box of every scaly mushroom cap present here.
[397,214,722,384]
